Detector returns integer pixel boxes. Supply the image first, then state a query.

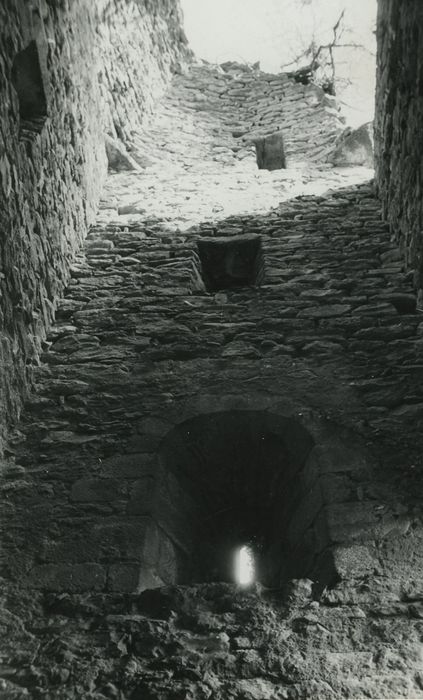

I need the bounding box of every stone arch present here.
[28,399,377,595]
[116,404,377,594]
[157,410,320,587]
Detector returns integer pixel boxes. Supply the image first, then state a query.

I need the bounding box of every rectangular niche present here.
[255,132,286,171]
[197,234,264,292]
[12,41,48,140]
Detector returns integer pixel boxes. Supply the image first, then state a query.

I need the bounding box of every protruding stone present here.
[330,122,374,168]
[105,135,141,172]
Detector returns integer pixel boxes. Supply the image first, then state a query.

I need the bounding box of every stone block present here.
[28,563,106,591]
[105,136,143,173]
[325,651,374,675]
[376,528,423,579]
[298,304,351,318]
[0,606,40,667]
[94,517,161,563]
[126,477,156,514]
[100,452,157,478]
[93,515,181,585]
[332,544,380,578]
[107,537,177,593]
[137,567,167,593]
[326,503,380,543]
[70,477,121,502]
[42,528,100,563]
[319,473,355,504]
[108,563,165,593]
[310,444,370,475]
[330,122,374,168]
[221,340,261,358]
[254,132,286,170]
[137,416,174,439]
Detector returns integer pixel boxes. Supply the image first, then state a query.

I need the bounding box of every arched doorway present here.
[154,410,331,587]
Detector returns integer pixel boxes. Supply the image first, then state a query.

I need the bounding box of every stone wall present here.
[2,177,423,696]
[99,0,189,143]
[375,0,423,303]
[3,6,423,695]
[133,62,346,174]
[4,580,423,699]
[116,61,362,232]
[0,0,189,454]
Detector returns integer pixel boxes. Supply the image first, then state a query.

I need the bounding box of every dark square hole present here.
[255,133,286,170]
[197,235,264,292]
[12,41,47,139]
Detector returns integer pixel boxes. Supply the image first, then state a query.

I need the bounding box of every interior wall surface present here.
[0,0,189,454]
[375,0,423,303]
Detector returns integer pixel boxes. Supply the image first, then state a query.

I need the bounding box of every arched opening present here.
[148,411,335,588]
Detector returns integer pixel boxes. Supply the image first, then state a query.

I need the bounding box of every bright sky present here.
[180,0,377,126]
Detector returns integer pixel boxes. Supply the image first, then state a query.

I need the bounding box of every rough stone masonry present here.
[0,0,190,454]
[2,0,423,698]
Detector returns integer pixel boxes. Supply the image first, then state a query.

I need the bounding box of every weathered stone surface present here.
[375,0,423,301]
[331,122,374,167]
[1,7,423,697]
[255,132,286,170]
[70,477,121,502]
[333,544,380,578]
[2,580,423,698]
[108,563,165,592]
[6,172,422,602]
[105,135,141,172]
[0,0,190,453]
[28,563,106,591]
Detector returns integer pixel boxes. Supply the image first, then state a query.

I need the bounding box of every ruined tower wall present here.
[375,0,423,302]
[3,7,423,695]
[0,0,189,453]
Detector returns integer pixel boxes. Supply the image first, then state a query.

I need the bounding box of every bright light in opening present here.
[235,545,255,586]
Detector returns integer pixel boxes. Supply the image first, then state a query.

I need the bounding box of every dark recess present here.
[255,133,286,170]
[11,40,47,139]
[159,411,335,588]
[198,234,264,291]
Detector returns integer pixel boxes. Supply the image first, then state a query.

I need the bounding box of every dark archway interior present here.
[158,411,323,587]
